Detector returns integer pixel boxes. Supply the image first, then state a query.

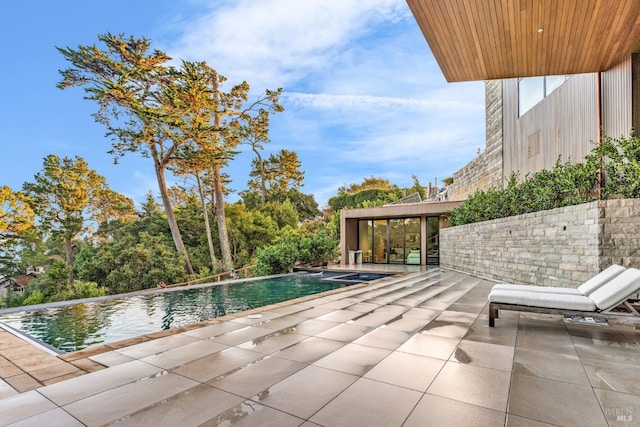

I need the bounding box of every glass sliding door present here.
[405,218,420,264]
[358,220,373,263]
[373,220,388,263]
[426,216,439,265]
[388,219,404,263]
[360,217,422,265]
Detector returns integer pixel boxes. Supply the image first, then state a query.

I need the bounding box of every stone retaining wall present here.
[440,199,640,288]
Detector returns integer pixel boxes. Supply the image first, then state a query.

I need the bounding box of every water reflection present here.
[0,274,345,352]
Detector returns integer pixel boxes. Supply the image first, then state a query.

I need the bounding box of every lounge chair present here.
[488,268,640,327]
[491,264,626,296]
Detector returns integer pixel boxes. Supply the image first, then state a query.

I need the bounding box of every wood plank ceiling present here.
[407,0,640,82]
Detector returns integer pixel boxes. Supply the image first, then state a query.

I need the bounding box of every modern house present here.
[340,0,640,266]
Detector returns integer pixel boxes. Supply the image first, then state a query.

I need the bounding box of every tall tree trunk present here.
[251,145,268,201]
[65,235,74,285]
[152,151,195,275]
[196,172,217,270]
[213,164,234,271]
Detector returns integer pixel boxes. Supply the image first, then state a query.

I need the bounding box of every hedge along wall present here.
[440,199,640,289]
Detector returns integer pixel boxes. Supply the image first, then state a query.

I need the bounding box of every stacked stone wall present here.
[440,199,640,288]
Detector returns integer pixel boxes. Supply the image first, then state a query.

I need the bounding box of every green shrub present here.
[590,133,640,198]
[298,228,339,266]
[255,241,299,275]
[449,155,599,226]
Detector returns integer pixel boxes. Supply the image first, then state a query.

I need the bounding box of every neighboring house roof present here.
[0,273,38,290]
[387,192,423,205]
[407,0,640,82]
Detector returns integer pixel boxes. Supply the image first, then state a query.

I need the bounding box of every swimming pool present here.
[0,271,384,353]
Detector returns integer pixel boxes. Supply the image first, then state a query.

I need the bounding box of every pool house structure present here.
[339,200,461,266]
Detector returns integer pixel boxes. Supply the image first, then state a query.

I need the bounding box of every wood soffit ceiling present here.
[406,0,640,82]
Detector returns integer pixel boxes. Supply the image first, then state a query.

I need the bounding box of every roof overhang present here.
[407,0,640,82]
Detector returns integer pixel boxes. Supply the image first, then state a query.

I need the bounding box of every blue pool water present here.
[0,272,384,353]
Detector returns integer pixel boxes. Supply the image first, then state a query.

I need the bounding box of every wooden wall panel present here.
[503,74,599,180]
[602,56,633,138]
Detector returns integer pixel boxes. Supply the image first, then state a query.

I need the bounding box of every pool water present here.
[0,273,365,353]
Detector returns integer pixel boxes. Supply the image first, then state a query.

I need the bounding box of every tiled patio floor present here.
[0,267,639,426]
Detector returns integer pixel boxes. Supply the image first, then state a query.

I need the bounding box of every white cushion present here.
[589,268,640,310]
[577,264,626,295]
[491,284,582,295]
[491,264,626,296]
[488,289,596,311]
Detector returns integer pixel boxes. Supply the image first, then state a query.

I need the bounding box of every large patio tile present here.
[200,400,304,427]
[434,310,479,325]
[38,360,161,406]
[309,378,422,427]
[173,347,263,382]
[209,326,275,346]
[385,316,430,333]
[107,383,244,426]
[464,317,518,347]
[0,390,57,426]
[274,337,345,364]
[3,373,41,392]
[182,321,246,339]
[316,323,373,342]
[88,350,135,367]
[572,335,640,365]
[353,327,411,350]
[209,355,306,398]
[29,361,81,382]
[364,351,445,391]
[259,315,308,331]
[0,378,18,399]
[593,388,640,426]
[515,328,577,356]
[114,333,200,359]
[508,373,608,426]
[513,347,590,385]
[582,357,640,395]
[251,365,358,419]
[566,323,628,341]
[236,329,306,354]
[7,408,84,427]
[427,362,510,411]
[141,339,229,369]
[450,339,514,371]
[63,372,198,426]
[403,394,506,427]
[291,318,341,336]
[312,343,391,376]
[397,332,460,360]
[420,320,469,339]
[316,309,362,323]
[505,414,557,426]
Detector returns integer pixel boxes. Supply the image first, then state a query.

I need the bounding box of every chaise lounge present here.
[488,267,640,327]
[491,264,626,296]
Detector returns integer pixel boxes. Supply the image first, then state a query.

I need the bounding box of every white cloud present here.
[169,0,410,90]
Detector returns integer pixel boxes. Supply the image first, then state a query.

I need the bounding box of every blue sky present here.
[0,0,485,208]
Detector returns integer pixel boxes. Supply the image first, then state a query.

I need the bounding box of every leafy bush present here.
[590,133,640,198]
[298,228,339,266]
[255,241,299,275]
[449,156,599,226]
